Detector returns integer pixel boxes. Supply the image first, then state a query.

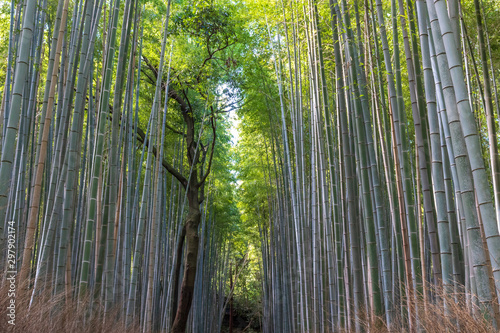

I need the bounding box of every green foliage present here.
[0,3,10,88]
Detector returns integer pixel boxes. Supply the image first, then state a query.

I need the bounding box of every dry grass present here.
[357,284,498,333]
[0,277,140,333]
[0,276,498,332]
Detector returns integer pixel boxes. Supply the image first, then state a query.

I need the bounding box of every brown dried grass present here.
[0,276,140,333]
[1,276,498,332]
[357,284,498,333]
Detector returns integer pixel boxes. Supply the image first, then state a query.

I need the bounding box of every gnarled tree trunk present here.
[171,185,202,333]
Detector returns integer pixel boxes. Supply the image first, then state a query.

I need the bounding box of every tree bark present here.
[171,185,201,333]
[170,225,186,326]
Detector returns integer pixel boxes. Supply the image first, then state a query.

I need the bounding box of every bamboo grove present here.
[237,0,500,331]
[0,0,249,332]
[1,0,500,332]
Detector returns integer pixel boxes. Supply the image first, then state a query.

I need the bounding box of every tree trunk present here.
[229,263,234,333]
[171,187,201,333]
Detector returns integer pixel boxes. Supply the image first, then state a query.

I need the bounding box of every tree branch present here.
[198,107,217,187]
[165,123,186,137]
[135,126,188,188]
[106,101,188,187]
